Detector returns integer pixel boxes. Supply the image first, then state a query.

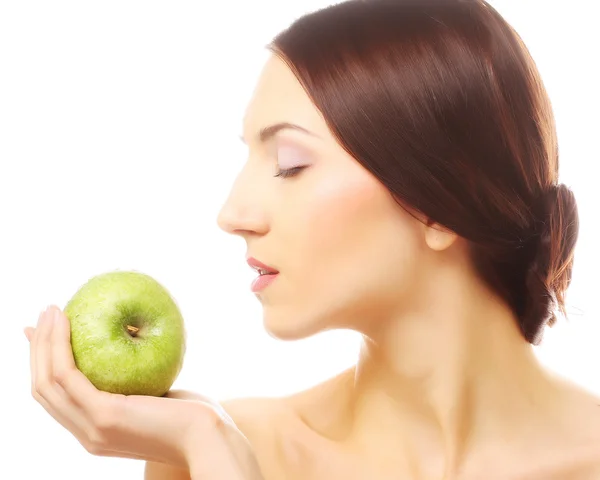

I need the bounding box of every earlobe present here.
[424,222,458,252]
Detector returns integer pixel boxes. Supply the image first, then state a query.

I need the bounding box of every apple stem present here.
[126,325,140,337]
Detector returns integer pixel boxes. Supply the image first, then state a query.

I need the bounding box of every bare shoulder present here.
[222,395,292,426]
[222,369,357,478]
[560,378,600,433]
[144,386,333,480]
[220,377,356,479]
[223,365,357,436]
[221,394,296,448]
[143,370,355,480]
[552,380,600,479]
[143,391,295,479]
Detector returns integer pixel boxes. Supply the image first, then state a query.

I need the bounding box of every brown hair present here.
[268,0,579,344]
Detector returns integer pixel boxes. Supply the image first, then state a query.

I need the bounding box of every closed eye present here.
[274,166,307,178]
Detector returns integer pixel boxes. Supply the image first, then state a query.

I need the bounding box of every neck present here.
[348,276,559,477]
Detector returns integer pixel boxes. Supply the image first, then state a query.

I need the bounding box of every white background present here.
[0,1,598,478]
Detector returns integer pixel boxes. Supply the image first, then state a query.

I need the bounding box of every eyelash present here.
[274,166,307,178]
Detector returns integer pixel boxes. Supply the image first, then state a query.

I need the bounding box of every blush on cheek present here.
[301,174,385,254]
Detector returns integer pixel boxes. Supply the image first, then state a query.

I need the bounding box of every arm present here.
[144,392,277,479]
[143,390,202,479]
[144,462,190,480]
[26,307,266,480]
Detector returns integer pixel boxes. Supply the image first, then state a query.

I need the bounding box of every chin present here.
[261,308,328,341]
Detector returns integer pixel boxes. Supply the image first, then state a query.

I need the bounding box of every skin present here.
[26,306,264,479]
[146,54,600,479]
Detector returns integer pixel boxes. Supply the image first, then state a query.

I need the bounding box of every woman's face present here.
[217,54,430,340]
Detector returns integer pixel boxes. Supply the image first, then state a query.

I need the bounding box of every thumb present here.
[24,327,35,342]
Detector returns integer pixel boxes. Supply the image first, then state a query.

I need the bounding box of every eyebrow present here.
[239,122,319,144]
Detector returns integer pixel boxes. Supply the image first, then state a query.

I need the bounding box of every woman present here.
[25,0,600,478]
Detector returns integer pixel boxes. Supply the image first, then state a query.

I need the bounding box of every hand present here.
[25,305,264,479]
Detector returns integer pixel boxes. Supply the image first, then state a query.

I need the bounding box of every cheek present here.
[289,170,421,310]
[299,172,408,262]
[264,165,424,339]
[302,175,375,250]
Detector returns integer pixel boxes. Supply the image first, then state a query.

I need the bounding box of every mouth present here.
[247,256,279,293]
[256,268,277,276]
[246,256,279,275]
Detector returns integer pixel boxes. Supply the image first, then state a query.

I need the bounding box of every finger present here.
[24,326,35,342]
[28,310,44,387]
[36,392,88,443]
[30,308,77,427]
[32,307,64,412]
[33,307,92,440]
[35,306,55,403]
[51,306,104,409]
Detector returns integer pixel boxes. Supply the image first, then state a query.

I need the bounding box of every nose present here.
[216,167,269,237]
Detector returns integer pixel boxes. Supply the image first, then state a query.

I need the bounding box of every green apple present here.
[63,270,186,397]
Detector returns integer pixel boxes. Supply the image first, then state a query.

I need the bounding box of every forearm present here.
[187,437,265,480]
[144,461,191,480]
[189,460,261,480]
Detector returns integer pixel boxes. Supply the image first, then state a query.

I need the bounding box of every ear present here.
[423,220,458,252]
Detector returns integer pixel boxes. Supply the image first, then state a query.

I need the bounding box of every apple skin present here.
[63,270,186,397]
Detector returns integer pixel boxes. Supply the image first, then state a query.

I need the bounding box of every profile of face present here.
[217,54,454,341]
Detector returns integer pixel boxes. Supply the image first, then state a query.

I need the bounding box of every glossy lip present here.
[246,256,279,274]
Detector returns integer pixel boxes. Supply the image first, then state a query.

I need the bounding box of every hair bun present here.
[520,184,579,344]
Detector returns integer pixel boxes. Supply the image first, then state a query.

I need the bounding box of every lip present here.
[246,256,279,274]
[247,256,279,293]
[250,272,279,293]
